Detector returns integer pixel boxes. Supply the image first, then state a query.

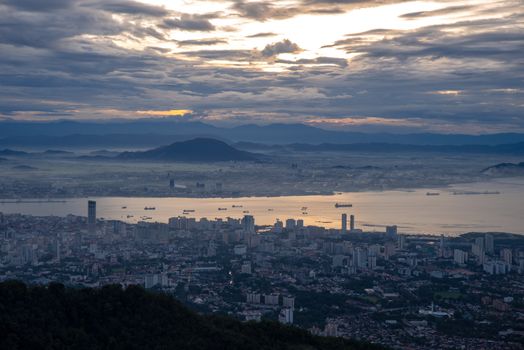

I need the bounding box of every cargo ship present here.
[335,203,352,208]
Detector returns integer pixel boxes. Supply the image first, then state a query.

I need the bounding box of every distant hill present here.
[12,165,37,170]
[0,281,382,350]
[40,149,73,155]
[0,149,28,156]
[234,142,524,155]
[119,138,258,162]
[482,162,524,175]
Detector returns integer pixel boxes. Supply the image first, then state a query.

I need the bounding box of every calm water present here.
[1,178,523,236]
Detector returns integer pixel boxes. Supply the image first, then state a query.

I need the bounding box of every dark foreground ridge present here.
[119,138,257,162]
[0,281,382,350]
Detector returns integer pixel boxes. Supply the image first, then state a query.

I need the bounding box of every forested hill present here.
[0,281,383,350]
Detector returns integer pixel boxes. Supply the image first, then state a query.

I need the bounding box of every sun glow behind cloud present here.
[136,109,193,116]
[132,0,468,65]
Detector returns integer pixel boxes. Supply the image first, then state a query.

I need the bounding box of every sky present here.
[0,0,523,133]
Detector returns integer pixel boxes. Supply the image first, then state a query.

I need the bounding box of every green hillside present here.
[0,281,384,350]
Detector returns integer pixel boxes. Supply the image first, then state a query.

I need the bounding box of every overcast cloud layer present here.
[0,0,523,133]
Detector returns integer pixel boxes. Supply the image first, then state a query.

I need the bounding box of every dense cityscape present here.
[1,200,523,349]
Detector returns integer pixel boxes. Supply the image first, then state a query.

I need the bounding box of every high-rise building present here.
[242,215,255,234]
[453,249,467,265]
[282,296,295,309]
[397,235,406,250]
[285,218,296,230]
[296,219,304,228]
[88,200,96,234]
[350,214,355,231]
[386,225,397,236]
[278,307,293,324]
[501,248,513,266]
[367,256,377,270]
[324,323,338,337]
[485,233,494,254]
[273,220,283,233]
[475,237,484,250]
[341,213,347,234]
[246,293,261,304]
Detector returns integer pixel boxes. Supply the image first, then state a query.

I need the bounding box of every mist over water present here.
[1,178,523,236]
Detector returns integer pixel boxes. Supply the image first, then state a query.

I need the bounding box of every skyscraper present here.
[386,225,397,236]
[485,233,494,254]
[341,213,347,234]
[242,215,255,234]
[350,214,355,231]
[88,200,96,234]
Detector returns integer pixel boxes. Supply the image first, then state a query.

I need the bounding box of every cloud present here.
[161,14,216,31]
[247,32,278,38]
[230,0,410,21]
[0,0,522,133]
[98,1,169,17]
[231,1,287,21]
[1,0,74,12]
[261,39,302,57]
[177,38,228,46]
[277,56,348,67]
[400,5,477,19]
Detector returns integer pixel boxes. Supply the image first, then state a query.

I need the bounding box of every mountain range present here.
[2,119,524,146]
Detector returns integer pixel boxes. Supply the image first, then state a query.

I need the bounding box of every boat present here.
[452,191,501,195]
[218,208,228,211]
[144,207,156,210]
[267,208,274,211]
[426,192,440,196]
[121,206,127,209]
[232,205,243,208]
[302,212,308,215]
[243,210,250,213]
[335,203,352,208]
[301,207,308,211]
[126,215,134,218]
[183,209,195,213]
